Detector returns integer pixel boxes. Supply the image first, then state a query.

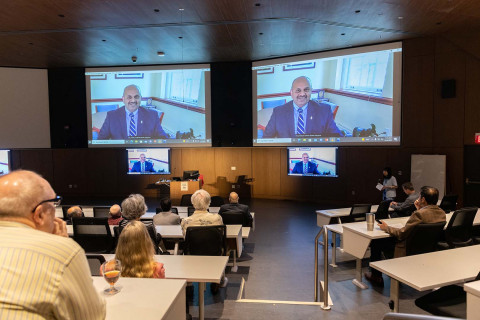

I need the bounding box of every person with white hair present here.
[0,170,105,319]
[180,189,223,236]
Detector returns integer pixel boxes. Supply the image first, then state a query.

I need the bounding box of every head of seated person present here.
[160,198,172,213]
[67,206,84,219]
[419,186,439,206]
[191,189,211,212]
[229,192,239,204]
[115,220,164,278]
[121,194,147,221]
[109,204,122,219]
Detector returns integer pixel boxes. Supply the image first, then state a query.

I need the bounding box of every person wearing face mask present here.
[98,84,169,140]
[263,76,343,138]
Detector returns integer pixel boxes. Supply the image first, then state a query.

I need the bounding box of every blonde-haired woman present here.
[115,221,165,278]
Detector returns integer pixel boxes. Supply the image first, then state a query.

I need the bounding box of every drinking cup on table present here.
[366,213,375,231]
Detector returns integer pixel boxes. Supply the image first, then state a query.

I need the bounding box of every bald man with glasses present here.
[0,170,105,319]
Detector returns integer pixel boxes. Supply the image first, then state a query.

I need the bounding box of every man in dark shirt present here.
[218,192,253,227]
[390,182,418,217]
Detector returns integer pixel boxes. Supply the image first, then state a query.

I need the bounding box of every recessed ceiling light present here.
[157,51,165,57]
[398,16,403,19]
[179,8,184,11]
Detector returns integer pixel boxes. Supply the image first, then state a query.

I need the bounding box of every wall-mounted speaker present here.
[441,79,456,99]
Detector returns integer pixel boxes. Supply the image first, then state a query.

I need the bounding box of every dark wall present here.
[211,61,252,147]
[48,68,88,148]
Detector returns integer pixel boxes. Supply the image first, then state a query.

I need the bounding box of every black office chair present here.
[72,217,115,253]
[86,254,106,276]
[375,200,392,220]
[437,207,477,249]
[210,196,225,207]
[341,204,372,223]
[156,207,179,215]
[93,206,110,218]
[219,211,245,226]
[61,206,72,220]
[439,194,458,213]
[405,222,446,256]
[187,206,195,216]
[414,271,480,319]
[184,225,227,294]
[180,194,193,206]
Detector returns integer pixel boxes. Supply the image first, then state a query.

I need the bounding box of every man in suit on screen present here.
[262,76,343,138]
[291,153,320,174]
[131,153,155,173]
[98,84,169,140]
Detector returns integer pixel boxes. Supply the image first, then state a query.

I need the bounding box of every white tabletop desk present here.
[464,280,480,320]
[103,254,228,320]
[92,277,186,320]
[340,209,480,289]
[316,205,380,228]
[370,245,480,313]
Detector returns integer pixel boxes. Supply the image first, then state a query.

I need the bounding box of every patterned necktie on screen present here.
[141,162,145,173]
[303,163,307,174]
[129,113,136,137]
[297,108,305,134]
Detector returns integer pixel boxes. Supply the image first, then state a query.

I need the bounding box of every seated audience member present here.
[365,186,446,287]
[108,204,123,225]
[115,221,165,278]
[153,198,181,225]
[218,192,253,227]
[0,170,105,319]
[181,189,223,236]
[119,194,166,254]
[390,182,418,217]
[66,205,84,224]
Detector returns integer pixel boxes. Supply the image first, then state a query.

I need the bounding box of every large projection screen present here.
[86,64,211,148]
[253,42,402,146]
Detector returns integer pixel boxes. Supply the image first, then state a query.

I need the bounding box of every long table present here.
[103,254,228,320]
[370,245,480,312]
[465,280,480,320]
[92,277,186,320]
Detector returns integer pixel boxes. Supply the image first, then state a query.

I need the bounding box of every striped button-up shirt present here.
[0,221,105,319]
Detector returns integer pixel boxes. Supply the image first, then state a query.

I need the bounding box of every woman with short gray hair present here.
[119,194,166,254]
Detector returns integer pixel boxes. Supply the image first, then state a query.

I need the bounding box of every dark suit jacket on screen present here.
[98,106,169,140]
[218,203,253,227]
[291,161,320,174]
[131,161,155,173]
[263,100,343,138]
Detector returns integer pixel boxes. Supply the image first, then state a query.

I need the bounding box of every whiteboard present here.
[411,155,446,199]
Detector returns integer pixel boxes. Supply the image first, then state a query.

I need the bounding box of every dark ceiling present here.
[1,0,480,68]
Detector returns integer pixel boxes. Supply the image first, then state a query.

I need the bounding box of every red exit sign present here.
[476,133,480,144]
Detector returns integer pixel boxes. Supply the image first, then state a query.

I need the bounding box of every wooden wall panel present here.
[181,148,216,195]
[464,56,480,144]
[214,148,252,197]
[251,148,281,197]
[85,149,119,196]
[13,150,54,185]
[52,149,88,194]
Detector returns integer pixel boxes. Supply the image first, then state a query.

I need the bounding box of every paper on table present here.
[376,183,383,191]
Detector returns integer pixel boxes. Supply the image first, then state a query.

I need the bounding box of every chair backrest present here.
[403,204,417,217]
[375,200,392,220]
[72,217,114,253]
[342,204,372,223]
[156,207,179,215]
[219,211,245,226]
[180,194,193,206]
[439,194,458,213]
[184,225,227,256]
[406,222,446,256]
[210,196,225,207]
[86,254,106,276]
[187,206,195,216]
[61,206,71,220]
[444,207,477,246]
[93,206,110,218]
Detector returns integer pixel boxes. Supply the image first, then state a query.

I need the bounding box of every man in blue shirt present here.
[263,76,343,138]
[131,153,155,173]
[291,153,320,175]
